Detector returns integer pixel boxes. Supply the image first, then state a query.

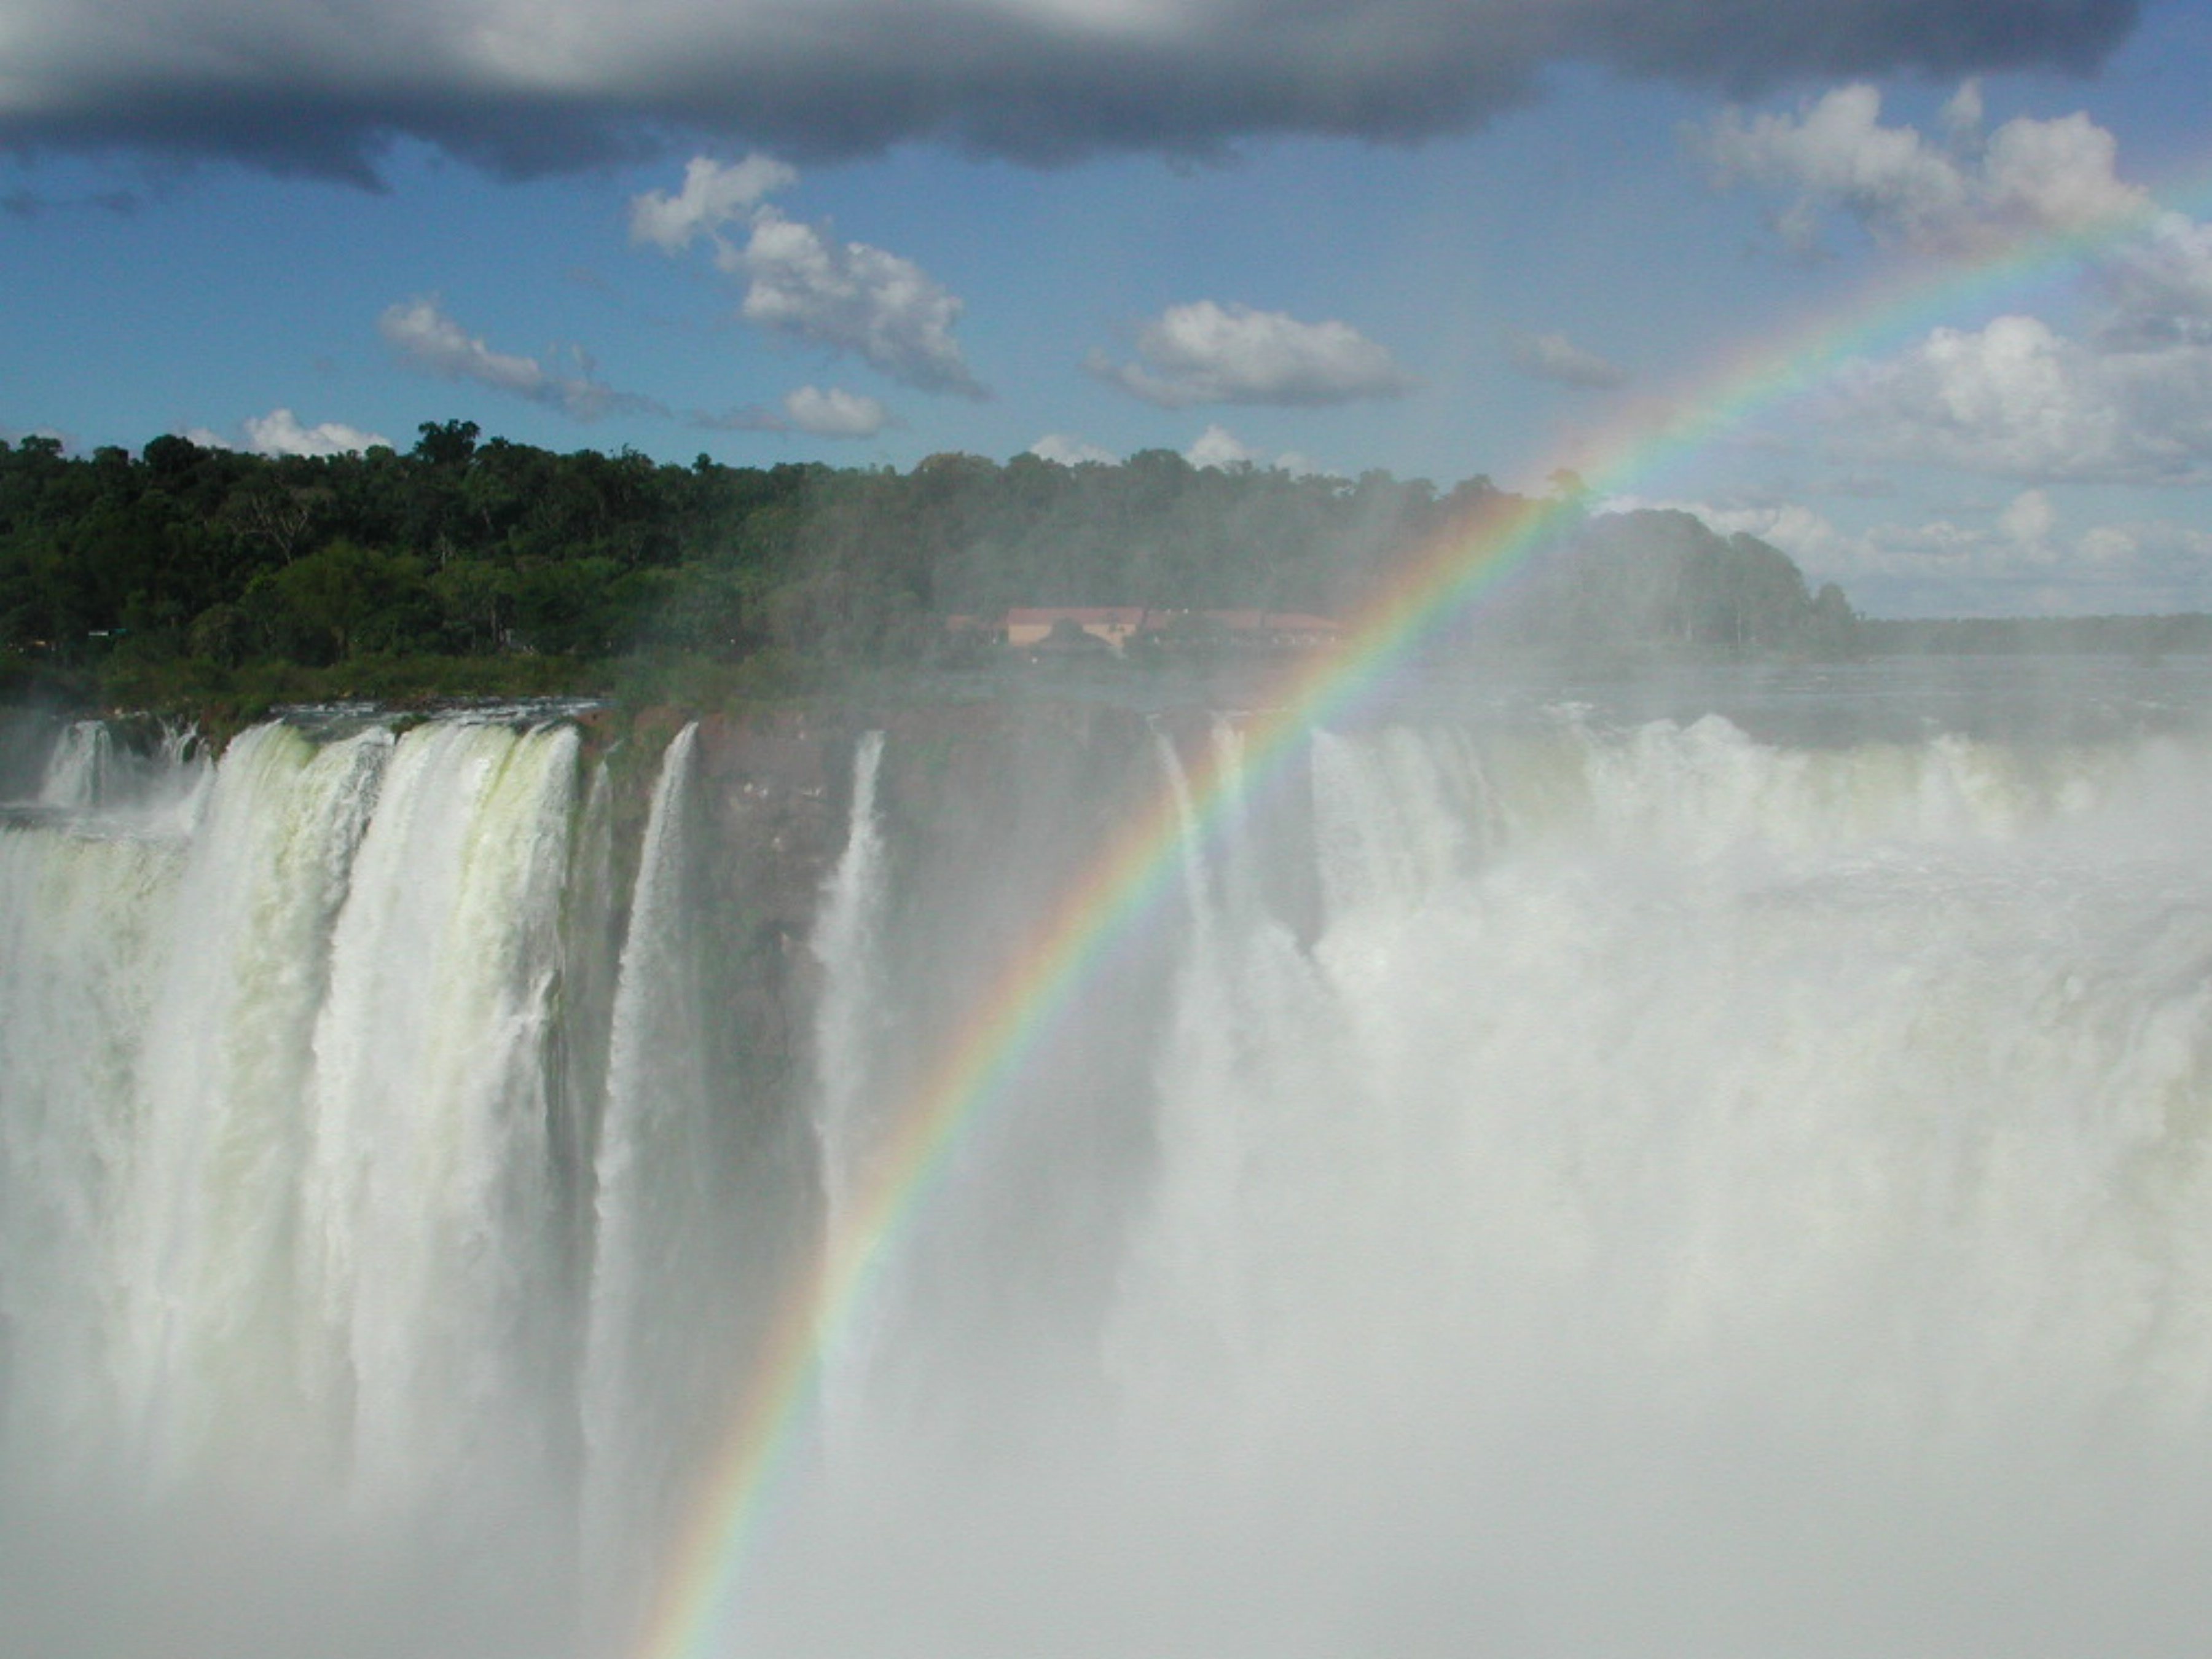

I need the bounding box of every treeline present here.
[1474,504,1859,660]
[0,420,1859,703]
[1859,614,2212,655]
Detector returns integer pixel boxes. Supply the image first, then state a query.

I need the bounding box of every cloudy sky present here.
[5,0,2211,614]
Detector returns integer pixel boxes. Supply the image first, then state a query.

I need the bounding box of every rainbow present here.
[625,186,2166,1659]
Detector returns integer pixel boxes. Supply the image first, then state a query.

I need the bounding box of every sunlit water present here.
[5,663,2212,1658]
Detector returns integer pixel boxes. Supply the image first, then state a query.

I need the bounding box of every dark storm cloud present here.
[1569,0,2136,85]
[0,0,2140,180]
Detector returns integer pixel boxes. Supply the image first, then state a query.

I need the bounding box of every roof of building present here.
[1005,606,1151,627]
[1002,606,1342,633]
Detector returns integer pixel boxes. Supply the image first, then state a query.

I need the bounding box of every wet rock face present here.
[551,692,1306,1507]
[587,692,1333,1313]
[692,708,846,1076]
[667,701,1185,1228]
[675,700,1169,1080]
[669,697,1325,1081]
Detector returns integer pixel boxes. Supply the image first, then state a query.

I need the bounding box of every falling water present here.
[296,718,578,1509]
[1,714,586,1657]
[28,717,211,830]
[34,720,114,812]
[807,730,892,1449]
[582,723,727,1577]
[6,675,2212,1658]
[111,721,393,1492]
[810,729,890,1234]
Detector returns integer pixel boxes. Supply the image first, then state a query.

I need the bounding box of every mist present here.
[6,664,2212,1657]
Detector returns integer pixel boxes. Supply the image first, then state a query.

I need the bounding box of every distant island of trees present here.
[2,419,2198,716]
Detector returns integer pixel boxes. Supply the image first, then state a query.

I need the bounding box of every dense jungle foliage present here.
[0,420,1863,710]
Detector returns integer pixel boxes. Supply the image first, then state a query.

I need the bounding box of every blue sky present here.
[4,0,2210,614]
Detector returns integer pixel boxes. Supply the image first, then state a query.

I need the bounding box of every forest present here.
[0,419,1864,711]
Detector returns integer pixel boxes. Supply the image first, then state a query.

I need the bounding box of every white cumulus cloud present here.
[243,407,389,456]
[1186,423,1266,468]
[377,296,652,420]
[1506,327,1630,390]
[1700,82,2147,258]
[734,206,984,398]
[2095,211,2212,350]
[1703,86,2212,490]
[1997,485,2057,546]
[636,157,986,401]
[1089,300,1412,408]
[1824,313,2212,484]
[1184,423,1325,474]
[629,153,797,254]
[782,384,888,439]
[1030,433,1118,466]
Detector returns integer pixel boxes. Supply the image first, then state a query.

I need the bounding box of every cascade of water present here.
[2,715,590,1659]
[1109,724,1247,1394]
[112,722,394,1490]
[810,730,890,1231]
[806,730,892,1449]
[1204,715,1271,930]
[34,720,112,812]
[1107,724,1347,1439]
[753,711,2212,1659]
[1218,717,2212,1462]
[10,698,2212,1659]
[296,719,579,1509]
[0,807,187,1475]
[581,722,747,1582]
[29,719,213,833]
[1308,724,1473,932]
[555,755,622,1274]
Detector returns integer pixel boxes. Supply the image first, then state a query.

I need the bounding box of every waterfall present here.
[581,721,718,1566]
[113,722,393,1490]
[7,684,2212,1658]
[2,713,586,1659]
[1111,722,1255,1394]
[806,730,891,1449]
[579,715,839,1620]
[31,717,211,831]
[810,729,890,1233]
[34,720,113,812]
[1109,721,1351,1441]
[296,718,578,1508]
[0,789,190,1473]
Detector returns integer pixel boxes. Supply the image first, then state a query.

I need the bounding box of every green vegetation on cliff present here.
[1,421,1861,713]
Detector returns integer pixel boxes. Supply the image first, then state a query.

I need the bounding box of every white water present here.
[581,721,728,1579]
[811,729,890,1236]
[34,719,114,811]
[299,718,578,1508]
[27,717,211,831]
[807,729,893,1452]
[6,685,2212,1657]
[747,702,2212,1659]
